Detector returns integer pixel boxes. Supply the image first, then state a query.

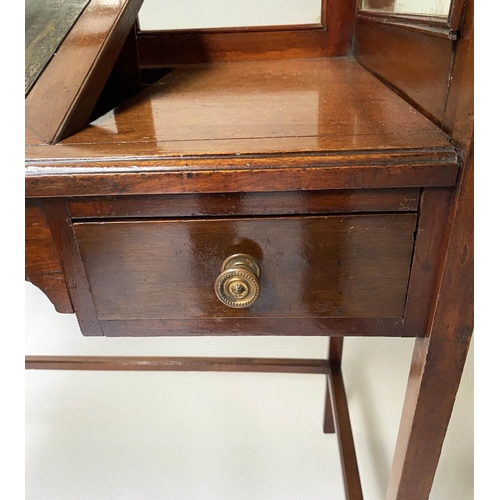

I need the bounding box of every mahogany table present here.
[25,1,473,498]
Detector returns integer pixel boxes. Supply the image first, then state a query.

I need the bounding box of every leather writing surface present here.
[25,0,90,94]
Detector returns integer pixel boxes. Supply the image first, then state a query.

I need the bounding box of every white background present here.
[139,0,322,30]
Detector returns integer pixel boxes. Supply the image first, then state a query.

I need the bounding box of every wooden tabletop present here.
[30,57,453,154]
[26,57,458,197]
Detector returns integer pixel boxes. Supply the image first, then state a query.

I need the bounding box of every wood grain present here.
[402,188,452,337]
[25,200,73,313]
[324,0,357,54]
[43,200,103,335]
[68,189,420,219]
[323,385,336,434]
[138,27,328,66]
[448,0,468,31]
[25,127,45,146]
[99,317,404,337]
[442,0,473,147]
[73,214,416,322]
[323,337,344,434]
[24,0,473,496]
[27,140,454,162]
[354,11,453,39]
[89,24,142,123]
[61,58,449,147]
[387,0,473,495]
[25,0,144,144]
[26,163,459,199]
[387,154,473,499]
[26,58,457,197]
[355,15,453,124]
[329,366,364,499]
[25,355,329,374]
[136,0,356,65]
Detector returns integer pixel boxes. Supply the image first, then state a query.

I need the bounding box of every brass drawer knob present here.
[215,254,261,308]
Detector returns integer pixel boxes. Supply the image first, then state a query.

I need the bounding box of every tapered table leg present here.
[386,155,473,499]
[323,385,336,434]
[386,336,471,499]
[323,337,344,433]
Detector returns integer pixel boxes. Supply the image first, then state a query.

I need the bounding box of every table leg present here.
[386,157,473,499]
[324,337,344,433]
[386,336,471,499]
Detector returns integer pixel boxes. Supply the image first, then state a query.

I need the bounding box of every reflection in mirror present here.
[139,0,323,31]
[362,0,451,17]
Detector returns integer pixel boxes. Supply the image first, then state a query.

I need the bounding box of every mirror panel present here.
[361,0,451,17]
[138,0,323,31]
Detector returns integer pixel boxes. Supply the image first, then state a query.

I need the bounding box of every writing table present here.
[25,0,474,498]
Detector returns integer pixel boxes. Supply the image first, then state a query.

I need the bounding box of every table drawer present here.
[73,214,416,322]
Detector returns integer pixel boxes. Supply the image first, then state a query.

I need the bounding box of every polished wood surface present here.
[402,188,452,337]
[448,0,468,31]
[25,356,329,374]
[89,24,142,123]
[68,189,419,219]
[25,0,144,144]
[25,158,458,198]
[137,0,356,65]
[355,15,453,124]
[25,58,458,197]
[329,366,364,499]
[355,11,454,39]
[73,214,416,322]
[323,337,344,434]
[323,386,336,434]
[386,1,474,497]
[25,201,73,313]
[138,26,328,65]
[387,157,473,499]
[44,200,103,335]
[61,59,449,150]
[99,317,404,337]
[24,0,473,496]
[442,0,473,146]
[25,127,45,146]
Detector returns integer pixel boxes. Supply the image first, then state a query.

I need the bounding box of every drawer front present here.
[73,214,416,321]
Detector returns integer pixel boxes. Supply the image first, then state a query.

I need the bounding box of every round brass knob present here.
[215,254,261,308]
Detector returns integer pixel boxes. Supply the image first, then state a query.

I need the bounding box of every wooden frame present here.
[25,0,473,497]
[358,0,466,33]
[354,14,454,124]
[25,355,330,373]
[136,0,357,65]
[135,0,465,66]
[355,1,473,498]
[356,10,455,39]
[25,0,144,145]
[354,0,469,125]
[24,182,460,499]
